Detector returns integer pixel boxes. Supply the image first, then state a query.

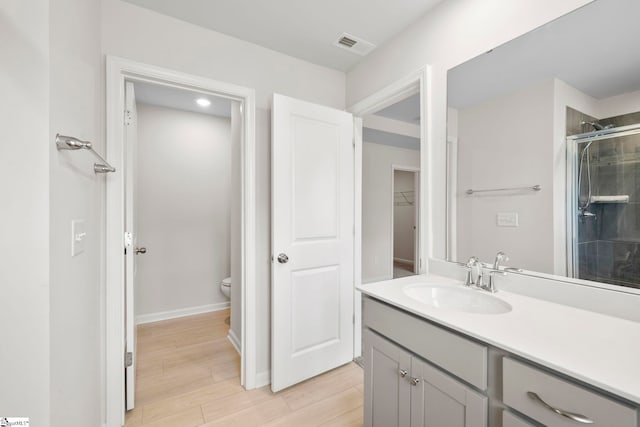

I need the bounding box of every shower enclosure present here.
[569,119,640,289]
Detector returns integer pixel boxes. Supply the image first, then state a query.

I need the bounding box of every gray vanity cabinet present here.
[362,295,639,427]
[410,357,487,427]
[363,329,411,427]
[364,328,487,427]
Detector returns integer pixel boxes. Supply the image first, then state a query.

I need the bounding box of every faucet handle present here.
[464,256,480,286]
[466,256,479,268]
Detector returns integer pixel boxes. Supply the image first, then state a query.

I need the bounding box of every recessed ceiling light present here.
[196,98,211,107]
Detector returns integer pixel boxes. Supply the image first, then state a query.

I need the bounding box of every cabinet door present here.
[364,329,412,427]
[410,358,487,427]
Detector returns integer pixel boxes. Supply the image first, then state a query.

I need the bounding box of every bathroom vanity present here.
[358,274,640,427]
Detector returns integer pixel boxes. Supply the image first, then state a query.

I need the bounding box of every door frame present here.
[347,65,432,358]
[104,56,257,426]
[391,166,420,276]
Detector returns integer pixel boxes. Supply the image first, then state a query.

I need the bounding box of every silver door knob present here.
[135,247,147,255]
[277,253,289,264]
[399,369,408,378]
[410,377,420,386]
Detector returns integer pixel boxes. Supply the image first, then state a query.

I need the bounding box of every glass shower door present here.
[572,127,640,289]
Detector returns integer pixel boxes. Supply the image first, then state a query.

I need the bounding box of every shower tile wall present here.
[569,107,640,289]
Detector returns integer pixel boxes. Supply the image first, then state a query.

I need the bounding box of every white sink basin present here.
[403,284,512,314]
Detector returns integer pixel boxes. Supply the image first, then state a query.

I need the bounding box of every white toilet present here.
[220,277,231,299]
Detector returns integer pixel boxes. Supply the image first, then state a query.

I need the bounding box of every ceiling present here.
[448,0,640,109]
[363,92,421,150]
[363,128,420,151]
[123,0,444,71]
[133,80,231,118]
[375,93,421,124]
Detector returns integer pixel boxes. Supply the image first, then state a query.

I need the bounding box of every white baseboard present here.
[394,257,415,266]
[136,302,230,325]
[227,329,241,355]
[255,370,271,388]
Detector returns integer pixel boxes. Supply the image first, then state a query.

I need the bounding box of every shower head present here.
[581,120,614,131]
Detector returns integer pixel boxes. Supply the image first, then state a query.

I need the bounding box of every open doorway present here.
[360,92,421,283]
[105,58,256,426]
[122,79,243,410]
[392,168,420,278]
[349,66,429,360]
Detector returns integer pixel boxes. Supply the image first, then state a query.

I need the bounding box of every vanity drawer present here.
[503,358,637,427]
[502,411,535,427]
[363,297,488,389]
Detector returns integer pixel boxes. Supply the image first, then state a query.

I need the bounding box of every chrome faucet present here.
[493,251,509,269]
[463,252,510,293]
[483,251,510,293]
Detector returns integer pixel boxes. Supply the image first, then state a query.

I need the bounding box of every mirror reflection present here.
[446,0,640,289]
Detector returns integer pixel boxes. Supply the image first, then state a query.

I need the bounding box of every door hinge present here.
[124,110,133,126]
[125,351,133,368]
[124,232,132,248]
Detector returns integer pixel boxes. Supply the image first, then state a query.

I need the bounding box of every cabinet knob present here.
[399,369,407,378]
[410,377,420,386]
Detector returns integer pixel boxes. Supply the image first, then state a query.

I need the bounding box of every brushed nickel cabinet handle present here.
[399,369,407,378]
[410,377,420,386]
[527,391,594,424]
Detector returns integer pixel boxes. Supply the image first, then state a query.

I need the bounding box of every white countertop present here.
[358,274,640,405]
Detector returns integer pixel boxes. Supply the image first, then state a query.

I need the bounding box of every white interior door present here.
[271,93,354,392]
[124,81,138,410]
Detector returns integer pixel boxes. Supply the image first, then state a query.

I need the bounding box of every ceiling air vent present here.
[334,32,376,56]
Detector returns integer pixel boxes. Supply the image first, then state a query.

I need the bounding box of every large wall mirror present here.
[446,0,640,290]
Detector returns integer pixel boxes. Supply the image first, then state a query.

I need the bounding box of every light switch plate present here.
[496,212,519,227]
[71,219,86,256]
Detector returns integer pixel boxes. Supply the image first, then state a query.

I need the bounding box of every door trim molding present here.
[105,56,257,426]
[347,65,431,358]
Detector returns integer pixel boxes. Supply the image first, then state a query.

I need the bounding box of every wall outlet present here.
[496,212,519,227]
[71,219,86,256]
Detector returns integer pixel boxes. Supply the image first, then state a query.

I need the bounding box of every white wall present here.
[598,89,640,118]
[362,143,420,282]
[455,80,555,273]
[347,0,593,261]
[393,170,416,263]
[49,0,104,425]
[101,0,346,378]
[135,104,231,318]
[1,0,104,424]
[0,1,50,424]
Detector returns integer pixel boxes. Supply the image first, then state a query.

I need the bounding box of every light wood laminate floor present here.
[126,309,364,426]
